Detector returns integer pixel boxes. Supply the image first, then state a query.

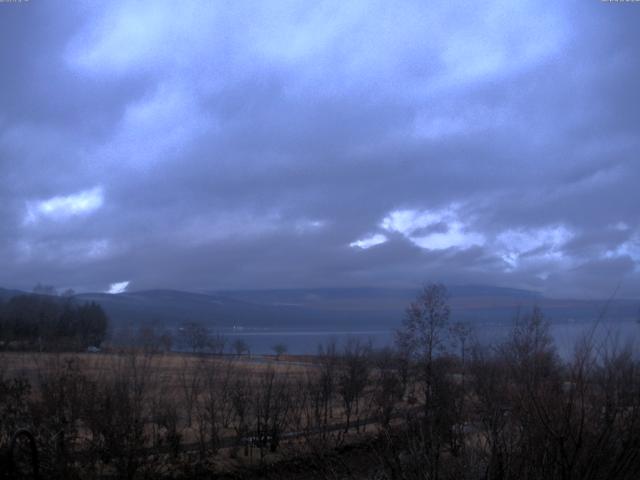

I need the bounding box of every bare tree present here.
[252,367,293,457]
[450,321,473,380]
[317,339,339,436]
[158,330,173,353]
[371,348,404,429]
[81,353,155,480]
[196,357,236,457]
[207,332,226,355]
[394,284,452,480]
[232,338,250,356]
[178,357,203,427]
[396,284,451,409]
[396,284,451,367]
[150,396,182,458]
[137,325,160,354]
[338,339,371,433]
[229,372,252,458]
[272,343,288,360]
[180,321,210,354]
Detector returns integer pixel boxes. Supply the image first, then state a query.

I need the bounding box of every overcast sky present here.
[1,1,639,298]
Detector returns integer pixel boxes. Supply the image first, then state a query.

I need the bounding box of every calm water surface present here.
[221,320,640,359]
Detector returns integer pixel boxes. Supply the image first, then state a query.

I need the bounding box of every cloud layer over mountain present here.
[1,1,639,298]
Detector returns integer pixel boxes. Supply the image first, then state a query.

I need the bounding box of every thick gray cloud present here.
[0,0,639,298]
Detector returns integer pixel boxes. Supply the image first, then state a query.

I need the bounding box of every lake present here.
[220,319,640,359]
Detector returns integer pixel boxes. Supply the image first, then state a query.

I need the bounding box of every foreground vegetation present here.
[1,284,639,479]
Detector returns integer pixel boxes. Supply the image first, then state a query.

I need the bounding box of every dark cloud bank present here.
[0,1,639,299]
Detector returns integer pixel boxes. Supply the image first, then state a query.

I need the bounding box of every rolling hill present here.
[76,286,639,330]
[2,286,637,331]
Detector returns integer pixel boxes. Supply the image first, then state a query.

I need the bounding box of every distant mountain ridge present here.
[0,288,26,301]
[1,286,637,330]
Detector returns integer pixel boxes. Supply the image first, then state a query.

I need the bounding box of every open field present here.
[0,351,311,384]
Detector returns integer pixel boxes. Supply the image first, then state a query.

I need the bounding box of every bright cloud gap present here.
[497,225,573,271]
[25,186,104,224]
[350,207,579,274]
[349,233,388,250]
[379,207,486,250]
[107,281,129,294]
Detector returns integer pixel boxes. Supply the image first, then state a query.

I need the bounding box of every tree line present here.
[0,294,109,351]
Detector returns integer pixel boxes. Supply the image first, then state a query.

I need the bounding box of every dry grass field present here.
[1,348,396,478]
[0,351,309,385]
